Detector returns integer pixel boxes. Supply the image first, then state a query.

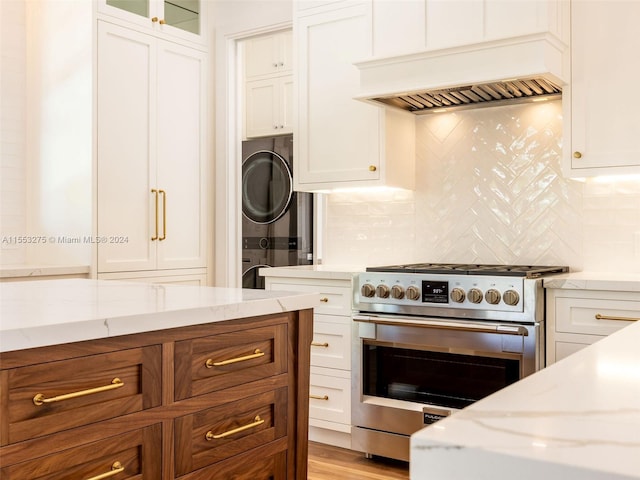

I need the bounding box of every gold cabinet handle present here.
[595,313,639,322]
[86,461,124,480]
[151,189,159,240]
[159,19,166,25]
[573,151,582,159]
[159,189,166,241]
[205,349,264,368]
[310,394,329,400]
[369,165,377,172]
[311,341,329,347]
[151,17,159,23]
[33,378,124,406]
[206,415,264,440]
[319,297,329,303]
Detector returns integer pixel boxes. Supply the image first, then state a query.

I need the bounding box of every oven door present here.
[351,314,541,460]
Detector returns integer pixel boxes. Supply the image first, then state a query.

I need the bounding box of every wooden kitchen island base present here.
[0,309,313,479]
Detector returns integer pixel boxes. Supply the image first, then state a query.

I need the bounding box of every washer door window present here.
[242,150,293,224]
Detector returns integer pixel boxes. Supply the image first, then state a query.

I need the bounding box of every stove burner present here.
[366,263,569,278]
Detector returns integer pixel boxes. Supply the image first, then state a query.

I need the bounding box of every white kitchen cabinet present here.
[243,30,293,138]
[371,0,568,58]
[264,270,356,449]
[546,288,640,364]
[96,22,207,277]
[245,76,293,138]
[97,0,204,45]
[564,1,640,176]
[244,30,292,79]
[294,2,415,191]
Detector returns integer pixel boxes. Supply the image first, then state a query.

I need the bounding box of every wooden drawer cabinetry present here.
[1,424,162,480]
[0,311,312,479]
[264,273,355,449]
[546,288,640,364]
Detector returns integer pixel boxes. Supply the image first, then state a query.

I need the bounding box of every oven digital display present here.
[422,280,449,303]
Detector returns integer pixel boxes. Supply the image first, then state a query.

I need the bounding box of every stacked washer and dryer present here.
[241,135,314,288]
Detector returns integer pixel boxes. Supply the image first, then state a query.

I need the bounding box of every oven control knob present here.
[376,284,390,298]
[468,288,483,304]
[450,288,466,303]
[361,283,376,298]
[391,285,405,299]
[485,289,501,305]
[406,285,421,301]
[503,289,520,306]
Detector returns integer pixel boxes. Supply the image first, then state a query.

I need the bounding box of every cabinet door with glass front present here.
[98,0,203,44]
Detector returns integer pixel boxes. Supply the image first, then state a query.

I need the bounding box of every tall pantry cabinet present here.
[95,11,208,284]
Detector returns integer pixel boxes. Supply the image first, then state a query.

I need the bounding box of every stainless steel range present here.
[351,263,568,462]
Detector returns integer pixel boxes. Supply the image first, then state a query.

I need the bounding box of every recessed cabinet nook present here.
[96,0,208,285]
[243,30,294,138]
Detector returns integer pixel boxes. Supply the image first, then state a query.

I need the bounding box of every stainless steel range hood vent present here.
[372,77,562,114]
[356,34,567,115]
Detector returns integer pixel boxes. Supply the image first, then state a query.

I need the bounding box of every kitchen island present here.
[0,279,318,479]
[410,275,640,479]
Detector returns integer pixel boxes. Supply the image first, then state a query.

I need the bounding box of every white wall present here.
[322,99,640,274]
[0,0,27,265]
[0,0,92,267]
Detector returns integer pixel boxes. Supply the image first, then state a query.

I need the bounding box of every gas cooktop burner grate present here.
[365,263,569,278]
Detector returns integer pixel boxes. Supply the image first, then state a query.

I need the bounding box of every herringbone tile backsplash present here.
[323,100,640,273]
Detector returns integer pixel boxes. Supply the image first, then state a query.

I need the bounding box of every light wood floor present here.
[308,442,409,480]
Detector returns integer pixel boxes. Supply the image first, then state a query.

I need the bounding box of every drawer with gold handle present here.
[0,424,161,479]
[175,322,287,400]
[6,346,161,444]
[174,387,287,475]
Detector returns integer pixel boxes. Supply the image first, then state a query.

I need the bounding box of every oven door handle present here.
[352,314,529,336]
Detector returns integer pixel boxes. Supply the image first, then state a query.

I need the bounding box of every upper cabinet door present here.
[371,0,568,58]
[97,0,204,45]
[244,31,293,79]
[565,0,640,175]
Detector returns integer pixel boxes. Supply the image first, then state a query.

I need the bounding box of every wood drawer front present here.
[175,324,287,400]
[6,346,161,444]
[267,281,351,316]
[177,438,287,480]
[555,297,640,335]
[1,424,162,479]
[309,373,350,424]
[311,316,351,370]
[175,387,288,475]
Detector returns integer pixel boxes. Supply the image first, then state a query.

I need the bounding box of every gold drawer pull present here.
[310,394,329,401]
[206,415,264,440]
[86,461,124,480]
[33,378,124,406]
[205,349,264,368]
[311,341,329,347]
[595,313,639,322]
[319,297,329,302]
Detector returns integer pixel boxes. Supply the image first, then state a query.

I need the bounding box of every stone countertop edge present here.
[0,279,319,353]
[258,264,365,280]
[543,271,640,292]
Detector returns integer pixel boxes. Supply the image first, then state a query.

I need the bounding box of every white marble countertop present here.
[544,271,640,292]
[0,279,319,353]
[0,264,90,278]
[259,264,364,280]
[410,318,640,479]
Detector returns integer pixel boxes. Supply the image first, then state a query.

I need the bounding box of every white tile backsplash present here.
[322,100,640,273]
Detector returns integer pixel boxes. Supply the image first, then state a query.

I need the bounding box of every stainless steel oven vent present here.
[371,77,562,114]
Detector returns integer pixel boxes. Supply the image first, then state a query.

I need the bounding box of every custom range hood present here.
[355,33,567,114]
